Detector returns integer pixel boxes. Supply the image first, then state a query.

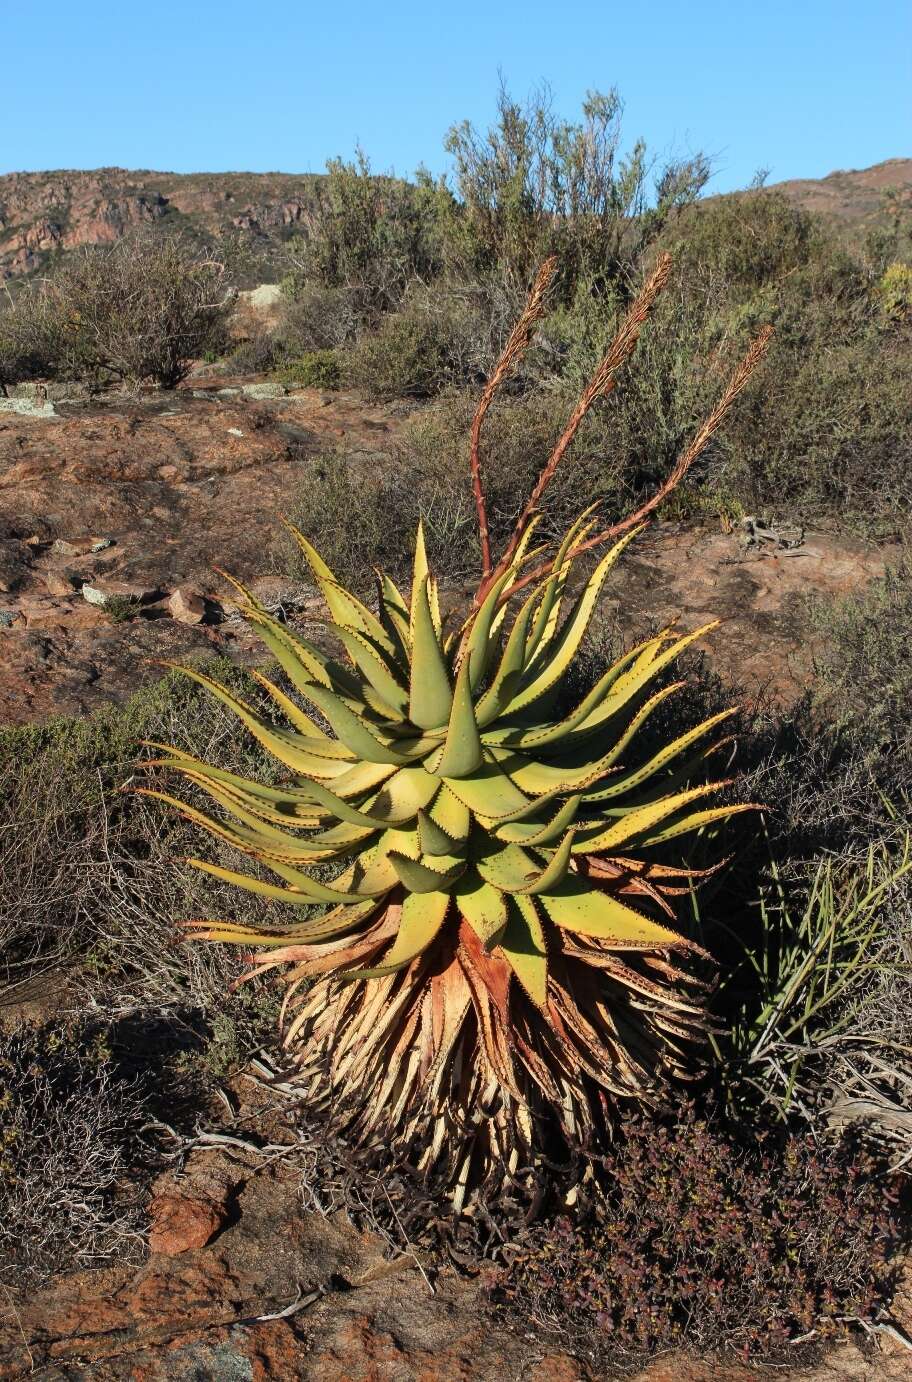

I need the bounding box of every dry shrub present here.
[0,1021,146,1286]
[0,662,296,1027]
[0,234,233,389]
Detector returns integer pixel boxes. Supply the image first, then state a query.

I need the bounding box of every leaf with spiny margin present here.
[428,783,470,844]
[523,509,600,658]
[417,808,460,857]
[540,881,686,947]
[569,622,719,739]
[185,862,380,924]
[344,889,450,979]
[443,755,531,820]
[158,664,359,779]
[408,576,453,730]
[332,627,409,715]
[477,842,540,892]
[241,603,361,698]
[248,669,339,742]
[488,744,623,797]
[515,829,575,894]
[573,782,728,854]
[159,771,347,843]
[495,794,583,845]
[454,872,508,945]
[572,684,684,785]
[585,708,738,802]
[132,787,332,860]
[377,572,411,661]
[432,653,483,779]
[143,748,349,809]
[474,584,541,726]
[300,684,415,765]
[388,851,466,893]
[498,895,548,1007]
[636,802,758,847]
[284,518,396,657]
[506,528,644,716]
[463,568,514,691]
[409,519,434,628]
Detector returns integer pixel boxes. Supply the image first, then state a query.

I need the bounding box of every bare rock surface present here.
[0,383,402,723]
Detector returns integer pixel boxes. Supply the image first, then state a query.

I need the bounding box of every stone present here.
[0,396,55,418]
[51,536,113,558]
[241,381,287,400]
[0,538,31,593]
[0,610,15,629]
[82,577,158,607]
[168,586,207,624]
[147,1191,227,1256]
[42,569,79,596]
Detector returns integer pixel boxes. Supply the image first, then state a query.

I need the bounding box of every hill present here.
[2,158,909,282]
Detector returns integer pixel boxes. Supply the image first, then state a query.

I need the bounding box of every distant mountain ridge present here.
[1,158,909,282]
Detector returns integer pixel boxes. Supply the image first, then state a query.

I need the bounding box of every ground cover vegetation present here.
[0,82,910,1367]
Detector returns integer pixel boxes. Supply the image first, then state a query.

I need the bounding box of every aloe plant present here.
[139,255,769,1197]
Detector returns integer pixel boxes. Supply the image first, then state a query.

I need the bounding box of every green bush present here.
[805,557,912,751]
[279,348,341,390]
[279,386,628,589]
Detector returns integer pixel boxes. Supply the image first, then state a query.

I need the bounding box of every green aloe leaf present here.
[433,653,483,778]
[454,872,508,945]
[408,576,453,730]
[498,895,548,1007]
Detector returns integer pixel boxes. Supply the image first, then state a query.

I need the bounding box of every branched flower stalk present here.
[136,255,770,1203]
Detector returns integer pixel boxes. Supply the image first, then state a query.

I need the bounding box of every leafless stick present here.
[498,324,773,607]
[469,256,558,577]
[476,252,673,604]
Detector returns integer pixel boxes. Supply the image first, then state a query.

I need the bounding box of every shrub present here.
[0,234,234,389]
[0,661,294,1016]
[806,557,912,752]
[285,150,442,314]
[228,330,283,376]
[877,260,912,320]
[441,83,709,290]
[279,348,341,390]
[499,1106,903,1361]
[0,1021,146,1286]
[277,280,365,352]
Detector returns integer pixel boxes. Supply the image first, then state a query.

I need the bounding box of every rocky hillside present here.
[0,169,323,280]
[2,158,909,282]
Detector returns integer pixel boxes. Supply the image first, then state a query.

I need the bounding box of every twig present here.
[250,1285,325,1321]
[477,252,673,604]
[382,1183,435,1296]
[469,256,558,578]
[498,323,773,607]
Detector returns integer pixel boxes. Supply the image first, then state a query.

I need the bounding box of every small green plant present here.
[278,348,341,390]
[103,594,141,623]
[714,828,912,1132]
[877,261,912,321]
[137,255,771,1200]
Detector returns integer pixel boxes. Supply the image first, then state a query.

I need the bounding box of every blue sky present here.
[1,0,909,193]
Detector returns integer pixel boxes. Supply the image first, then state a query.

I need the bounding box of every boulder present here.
[167,586,207,624]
